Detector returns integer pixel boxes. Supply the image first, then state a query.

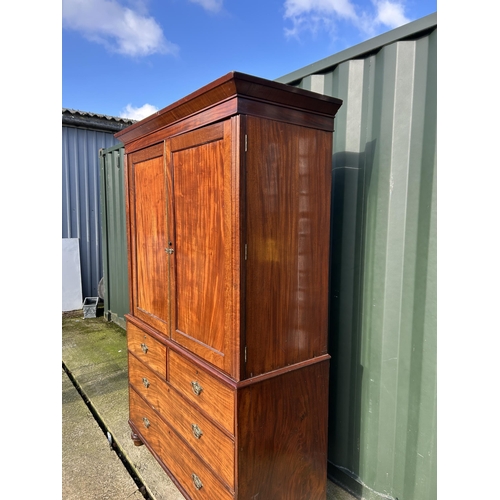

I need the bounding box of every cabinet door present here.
[127,143,170,335]
[166,120,238,377]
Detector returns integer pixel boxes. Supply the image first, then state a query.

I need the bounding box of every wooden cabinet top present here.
[115,71,342,146]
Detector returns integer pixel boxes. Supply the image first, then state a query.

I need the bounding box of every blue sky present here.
[62,0,437,120]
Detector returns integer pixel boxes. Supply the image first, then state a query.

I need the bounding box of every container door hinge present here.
[245,346,247,363]
[244,244,248,260]
[244,134,248,152]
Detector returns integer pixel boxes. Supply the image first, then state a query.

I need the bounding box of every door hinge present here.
[244,244,248,260]
[244,134,248,152]
[245,346,247,363]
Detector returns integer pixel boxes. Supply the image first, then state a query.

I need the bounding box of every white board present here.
[62,238,83,311]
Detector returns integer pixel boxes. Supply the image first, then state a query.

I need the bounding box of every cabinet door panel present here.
[166,121,236,376]
[128,143,170,335]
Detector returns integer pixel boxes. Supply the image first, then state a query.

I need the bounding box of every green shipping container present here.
[99,143,129,329]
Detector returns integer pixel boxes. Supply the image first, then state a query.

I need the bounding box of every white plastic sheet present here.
[62,238,83,311]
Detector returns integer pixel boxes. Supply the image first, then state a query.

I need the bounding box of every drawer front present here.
[169,350,235,434]
[159,416,234,500]
[128,353,170,413]
[130,354,234,488]
[127,323,166,378]
[164,384,235,489]
[128,387,163,453]
[129,388,233,500]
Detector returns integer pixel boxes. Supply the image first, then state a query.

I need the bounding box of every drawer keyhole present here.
[191,381,203,396]
[191,473,203,490]
[191,423,203,439]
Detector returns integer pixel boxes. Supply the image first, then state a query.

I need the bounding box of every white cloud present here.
[188,0,223,12]
[283,0,411,39]
[284,0,358,37]
[285,0,357,21]
[372,0,409,29]
[62,0,178,57]
[120,103,159,120]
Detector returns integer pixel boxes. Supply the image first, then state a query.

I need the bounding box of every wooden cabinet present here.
[116,72,342,500]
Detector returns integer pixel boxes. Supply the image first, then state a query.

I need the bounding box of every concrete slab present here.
[62,310,185,500]
[62,369,143,499]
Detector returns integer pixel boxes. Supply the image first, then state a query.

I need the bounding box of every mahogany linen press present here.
[115,71,342,500]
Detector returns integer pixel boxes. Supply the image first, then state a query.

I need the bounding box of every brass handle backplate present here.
[141,343,148,354]
[191,473,203,490]
[191,381,203,396]
[191,423,203,439]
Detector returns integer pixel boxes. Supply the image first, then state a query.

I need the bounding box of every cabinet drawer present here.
[130,388,233,500]
[130,352,235,488]
[128,353,170,413]
[169,350,235,434]
[159,416,234,500]
[164,383,235,489]
[127,323,166,378]
[128,387,163,453]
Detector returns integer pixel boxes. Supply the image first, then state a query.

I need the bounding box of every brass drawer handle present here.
[191,473,203,490]
[191,423,203,439]
[142,377,150,388]
[141,343,148,354]
[142,417,150,429]
[191,381,203,396]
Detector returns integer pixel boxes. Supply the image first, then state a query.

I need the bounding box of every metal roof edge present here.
[100,142,125,156]
[275,12,437,84]
[62,108,136,133]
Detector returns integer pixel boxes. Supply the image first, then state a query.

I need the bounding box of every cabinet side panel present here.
[237,360,329,499]
[245,117,332,376]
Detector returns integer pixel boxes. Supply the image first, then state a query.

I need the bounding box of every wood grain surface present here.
[127,143,170,335]
[127,322,167,378]
[168,350,235,435]
[236,359,330,500]
[244,116,332,378]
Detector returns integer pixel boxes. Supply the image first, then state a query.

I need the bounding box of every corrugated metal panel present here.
[277,15,436,500]
[62,125,122,300]
[99,144,129,328]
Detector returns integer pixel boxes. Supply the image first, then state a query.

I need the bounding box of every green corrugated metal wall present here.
[279,15,437,500]
[99,143,129,329]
